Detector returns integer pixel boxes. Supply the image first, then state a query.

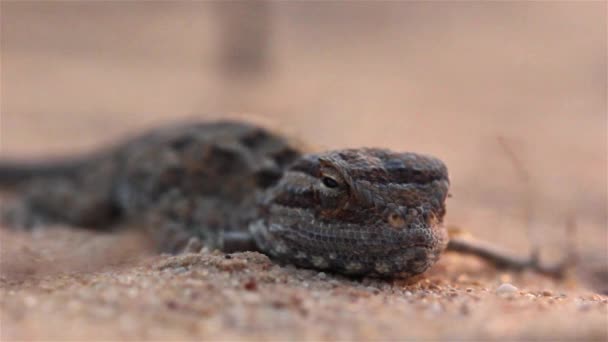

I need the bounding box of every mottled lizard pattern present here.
[0,121,450,278]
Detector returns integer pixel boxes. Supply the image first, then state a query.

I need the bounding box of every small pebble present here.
[24,296,37,307]
[541,290,553,297]
[328,279,341,288]
[182,237,202,253]
[172,267,188,274]
[243,278,257,291]
[576,301,592,312]
[496,283,518,295]
[459,303,471,316]
[428,302,443,315]
[366,286,381,295]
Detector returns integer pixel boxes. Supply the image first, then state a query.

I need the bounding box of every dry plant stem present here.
[496,137,539,253]
[446,236,568,279]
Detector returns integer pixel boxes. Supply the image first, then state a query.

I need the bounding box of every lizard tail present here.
[0,158,87,190]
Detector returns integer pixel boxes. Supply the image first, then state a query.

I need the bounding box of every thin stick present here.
[496,136,537,252]
[447,236,568,279]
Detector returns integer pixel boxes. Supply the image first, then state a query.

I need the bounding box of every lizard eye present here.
[322,176,339,188]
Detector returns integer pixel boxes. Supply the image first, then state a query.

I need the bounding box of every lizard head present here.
[251,148,450,277]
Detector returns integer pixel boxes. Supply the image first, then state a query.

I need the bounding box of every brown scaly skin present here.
[0,121,449,278]
[252,149,449,277]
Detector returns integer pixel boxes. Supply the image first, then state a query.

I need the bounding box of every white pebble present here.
[428,302,443,315]
[496,283,518,295]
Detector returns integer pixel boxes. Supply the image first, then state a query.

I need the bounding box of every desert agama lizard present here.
[0,121,566,278]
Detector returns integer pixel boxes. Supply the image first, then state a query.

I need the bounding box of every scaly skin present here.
[0,121,449,278]
[251,148,449,277]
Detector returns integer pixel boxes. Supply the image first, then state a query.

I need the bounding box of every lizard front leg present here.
[141,189,259,254]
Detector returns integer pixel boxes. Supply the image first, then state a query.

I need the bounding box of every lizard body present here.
[0,121,449,277]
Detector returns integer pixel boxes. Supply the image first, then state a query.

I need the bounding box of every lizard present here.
[0,120,566,278]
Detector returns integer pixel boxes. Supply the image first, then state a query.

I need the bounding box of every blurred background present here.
[1,2,606,289]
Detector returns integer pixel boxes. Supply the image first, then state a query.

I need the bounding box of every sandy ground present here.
[1,2,607,340]
[0,228,606,341]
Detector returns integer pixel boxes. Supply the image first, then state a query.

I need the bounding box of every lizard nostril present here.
[387,211,406,228]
